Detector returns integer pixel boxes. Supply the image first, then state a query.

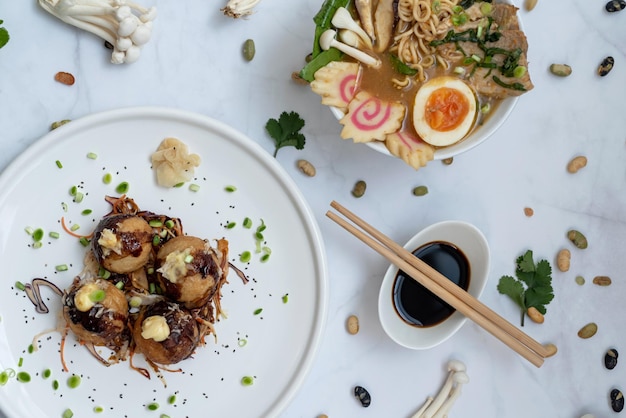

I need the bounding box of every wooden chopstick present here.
[327,200,549,367]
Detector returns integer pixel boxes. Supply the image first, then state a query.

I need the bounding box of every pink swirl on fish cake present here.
[339,74,357,105]
[350,96,392,131]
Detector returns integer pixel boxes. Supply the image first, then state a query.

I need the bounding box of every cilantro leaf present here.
[265,111,306,157]
[0,23,9,49]
[497,249,554,326]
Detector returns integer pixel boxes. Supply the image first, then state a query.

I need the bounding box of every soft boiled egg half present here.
[413,76,478,147]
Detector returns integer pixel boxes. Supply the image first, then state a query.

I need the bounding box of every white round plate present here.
[378,221,490,349]
[0,107,327,418]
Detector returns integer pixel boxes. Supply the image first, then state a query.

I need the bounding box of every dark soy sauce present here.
[392,241,470,327]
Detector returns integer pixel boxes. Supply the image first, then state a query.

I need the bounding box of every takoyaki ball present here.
[62,277,129,350]
[92,214,153,274]
[155,236,226,309]
[132,300,200,365]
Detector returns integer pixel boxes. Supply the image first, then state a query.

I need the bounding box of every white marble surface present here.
[1,1,625,417]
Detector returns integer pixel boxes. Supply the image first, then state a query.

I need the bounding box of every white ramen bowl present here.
[378,220,490,350]
[331,95,518,160]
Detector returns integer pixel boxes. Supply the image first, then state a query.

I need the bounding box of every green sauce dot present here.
[16,372,30,383]
[67,374,81,388]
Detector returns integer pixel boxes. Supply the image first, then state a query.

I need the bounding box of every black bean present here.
[605,348,619,370]
[611,388,624,412]
[606,0,626,12]
[354,385,371,407]
[598,56,615,77]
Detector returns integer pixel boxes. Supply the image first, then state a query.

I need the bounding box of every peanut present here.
[556,249,571,272]
[346,315,359,335]
[527,306,544,324]
[577,322,598,339]
[524,207,534,217]
[525,0,538,11]
[593,276,612,286]
[567,156,587,173]
[296,159,316,177]
[543,343,558,357]
[54,71,75,86]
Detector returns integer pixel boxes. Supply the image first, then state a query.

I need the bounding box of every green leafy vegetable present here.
[390,54,418,76]
[265,111,306,157]
[497,250,554,326]
[311,0,350,58]
[0,20,9,49]
[299,48,343,82]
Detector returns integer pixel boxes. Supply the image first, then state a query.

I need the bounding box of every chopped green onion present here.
[73,192,84,203]
[32,228,44,242]
[94,406,104,413]
[184,254,194,263]
[239,251,251,263]
[149,283,156,294]
[79,237,90,247]
[17,357,23,367]
[115,281,124,290]
[70,224,80,232]
[189,183,200,192]
[147,267,155,275]
[256,220,266,232]
[86,152,98,160]
[513,65,527,78]
[168,395,176,404]
[261,247,272,255]
[116,182,129,194]
[149,219,163,227]
[102,173,112,184]
[52,379,59,390]
[241,376,254,386]
[32,241,43,249]
[480,2,492,14]
[67,374,81,388]
[164,220,175,229]
[243,217,253,229]
[0,372,8,386]
[147,403,159,411]
[238,338,247,347]
[159,229,168,238]
[62,409,73,418]
[69,186,77,196]
[49,231,60,239]
[282,294,289,304]
[453,66,465,75]
[81,209,92,216]
[16,371,30,383]
[55,264,69,272]
[129,296,142,308]
[481,103,491,114]
[224,185,237,192]
[27,344,34,354]
[471,54,481,63]
[226,222,236,229]
[173,182,184,188]
[255,232,264,241]
[260,253,271,263]
[253,308,263,315]
[42,369,51,379]
[152,235,161,246]
[476,25,483,38]
[431,0,441,13]
[24,226,34,235]
[160,415,171,418]
[89,290,106,302]
[14,281,25,291]
[55,160,63,169]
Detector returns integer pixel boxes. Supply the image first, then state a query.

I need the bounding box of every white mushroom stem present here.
[331,7,373,49]
[421,360,467,418]
[338,29,368,50]
[37,0,156,64]
[221,0,261,18]
[319,29,380,68]
[430,372,469,418]
[410,396,434,418]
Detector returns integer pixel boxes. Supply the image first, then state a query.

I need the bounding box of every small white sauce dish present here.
[378,220,490,349]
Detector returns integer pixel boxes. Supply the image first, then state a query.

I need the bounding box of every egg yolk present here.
[424,87,470,132]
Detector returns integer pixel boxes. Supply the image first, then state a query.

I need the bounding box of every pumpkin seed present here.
[605,0,626,12]
[575,275,585,285]
[598,56,614,77]
[568,229,588,249]
[578,322,598,339]
[354,385,371,407]
[242,39,256,61]
[441,157,454,165]
[593,276,612,286]
[550,63,572,77]
[605,348,619,370]
[351,180,367,198]
[412,185,429,196]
